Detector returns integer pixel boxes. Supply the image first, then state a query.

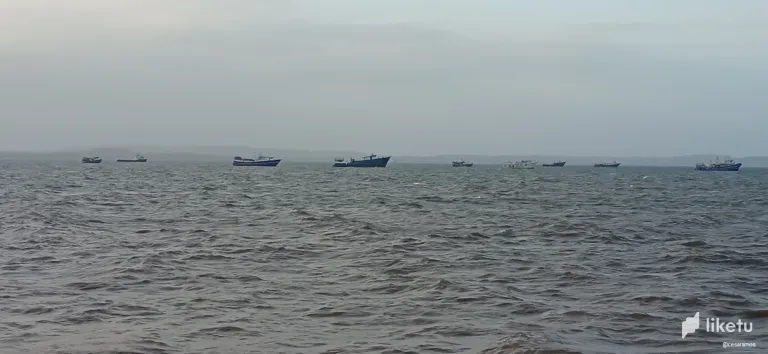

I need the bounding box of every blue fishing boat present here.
[543,160,566,167]
[333,154,390,167]
[233,154,281,167]
[82,156,102,164]
[695,157,742,171]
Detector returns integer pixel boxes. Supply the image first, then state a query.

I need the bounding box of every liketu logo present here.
[682,312,754,339]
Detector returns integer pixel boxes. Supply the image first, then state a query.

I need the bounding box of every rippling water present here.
[1,161,767,354]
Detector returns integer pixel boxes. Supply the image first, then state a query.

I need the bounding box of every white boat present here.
[504,160,537,169]
[233,153,281,167]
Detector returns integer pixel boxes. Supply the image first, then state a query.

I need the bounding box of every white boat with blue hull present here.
[233,154,281,167]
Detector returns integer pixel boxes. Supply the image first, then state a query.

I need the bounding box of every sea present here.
[1,161,766,354]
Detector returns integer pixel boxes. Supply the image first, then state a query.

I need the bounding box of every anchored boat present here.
[81,156,102,164]
[505,160,537,169]
[695,157,742,171]
[233,154,281,167]
[542,160,566,167]
[117,154,147,162]
[452,160,474,167]
[333,154,390,168]
[594,161,620,167]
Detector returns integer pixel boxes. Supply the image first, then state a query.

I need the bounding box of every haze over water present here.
[1,162,766,353]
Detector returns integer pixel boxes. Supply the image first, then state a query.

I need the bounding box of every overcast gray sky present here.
[1,0,766,156]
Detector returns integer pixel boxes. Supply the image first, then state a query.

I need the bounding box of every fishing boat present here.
[594,161,620,167]
[695,157,742,171]
[333,154,390,167]
[81,156,102,164]
[542,160,566,167]
[233,154,281,167]
[452,160,474,167]
[117,154,147,162]
[504,160,537,169]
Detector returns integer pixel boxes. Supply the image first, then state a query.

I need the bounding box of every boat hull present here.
[543,162,566,167]
[117,159,147,162]
[695,163,741,171]
[233,159,281,167]
[82,160,102,164]
[334,156,390,167]
[594,163,620,167]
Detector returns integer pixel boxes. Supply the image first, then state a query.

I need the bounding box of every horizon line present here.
[0,146,757,159]
[0,152,757,159]
[0,144,756,159]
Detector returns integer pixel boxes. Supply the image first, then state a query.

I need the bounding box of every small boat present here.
[505,160,537,169]
[452,160,474,167]
[333,154,390,167]
[695,157,742,171]
[542,160,566,167]
[81,156,102,164]
[233,154,281,167]
[594,161,620,168]
[117,154,147,162]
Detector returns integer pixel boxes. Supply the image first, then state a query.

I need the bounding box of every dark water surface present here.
[1,162,767,353]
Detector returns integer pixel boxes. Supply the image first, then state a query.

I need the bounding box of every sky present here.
[0,0,766,156]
